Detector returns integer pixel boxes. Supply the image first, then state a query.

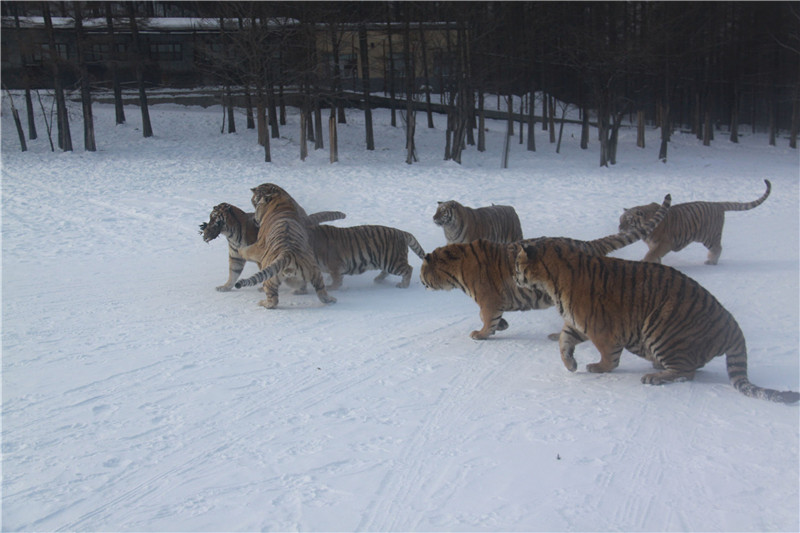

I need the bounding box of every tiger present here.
[199,202,346,292]
[513,241,798,404]
[433,200,523,244]
[233,185,336,308]
[421,195,671,340]
[618,179,771,265]
[308,224,426,289]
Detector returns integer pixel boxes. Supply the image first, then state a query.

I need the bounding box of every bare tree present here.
[358,23,375,150]
[42,2,72,151]
[73,1,96,151]
[104,1,125,125]
[127,3,152,138]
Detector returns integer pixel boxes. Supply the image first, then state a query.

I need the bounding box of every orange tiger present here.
[433,200,523,244]
[618,179,770,264]
[233,185,335,308]
[200,203,346,291]
[513,239,799,403]
[421,195,671,339]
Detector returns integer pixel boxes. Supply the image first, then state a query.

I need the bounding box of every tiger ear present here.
[521,244,539,261]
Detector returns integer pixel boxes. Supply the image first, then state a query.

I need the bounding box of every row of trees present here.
[5,1,799,166]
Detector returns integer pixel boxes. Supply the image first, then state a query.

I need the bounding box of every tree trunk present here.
[300,111,308,161]
[358,24,375,151]
[790,84,798,149]
[5,91,27,151]
[314,100,323,150]
[329,113,338,163]
[74,2,96,151]
[14,12,38,139]
[25,89,37,140]
[404,13,416,163]
[386,6,397,127]
[548,96,556,143]
[226,86,235,133]
[556,105,567,154]
[245,87,255,129]
[478,92,486,152]
[127,4,152,138]
[659,103,670,162]
[729,90,739,143]
[418,18,434,128]
[637,110,645,148]
[43,3,72,152]
[580,104,589,150]
[105,2,125,125]
[527,90,536,152]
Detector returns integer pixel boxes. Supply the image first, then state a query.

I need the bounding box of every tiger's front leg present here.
[471,305,504,340]
[558,325,587,372]
[217,256,246,291]
[642,240,671,263]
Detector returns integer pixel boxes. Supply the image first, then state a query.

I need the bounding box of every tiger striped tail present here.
[234,255,291,289]
[307,211,347,224]
[404,232,426,259]
[726,350,800,404]
[586,194,672,255]
[720,179,771,212]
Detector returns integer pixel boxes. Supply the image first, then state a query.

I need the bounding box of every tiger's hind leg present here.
[259,278,280,309]
[373,270,389,283]
[327,270,344,290]
[586,336,623,374]
[394,264,413,288]
[309,269,336,305]
[704,234,723,265]
[558,325,587,372]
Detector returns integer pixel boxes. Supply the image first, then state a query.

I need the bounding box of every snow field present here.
[2,94,798,531]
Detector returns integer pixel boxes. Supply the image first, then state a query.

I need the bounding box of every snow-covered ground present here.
[2,92,798,532]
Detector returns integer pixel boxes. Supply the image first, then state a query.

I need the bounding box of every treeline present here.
[4,1,798,165]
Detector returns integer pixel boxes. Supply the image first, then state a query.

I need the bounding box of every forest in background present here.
[2,1,798,166]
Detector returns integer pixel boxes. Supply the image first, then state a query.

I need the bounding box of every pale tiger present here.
[618,179,771,265]
[513,239,799,403]
[421,195,671,340]
[433,200,523,244]
[233,184,335,308]
[199,202,346,291]
[309,224,425,289]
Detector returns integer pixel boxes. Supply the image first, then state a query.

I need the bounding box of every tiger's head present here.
[251,183,305,224]
[200,203,235,242]
[513,242,548,291]
[618,202,661,233]
[419,243,469,291]
[433,200,463,227]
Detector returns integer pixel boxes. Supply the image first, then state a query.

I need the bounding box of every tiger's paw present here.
[258,299,278,309]
[562,357,578,372]
[319,294,337,305]
[586,362,612,373]
[641,370,694,385]
[470,330,490,340]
